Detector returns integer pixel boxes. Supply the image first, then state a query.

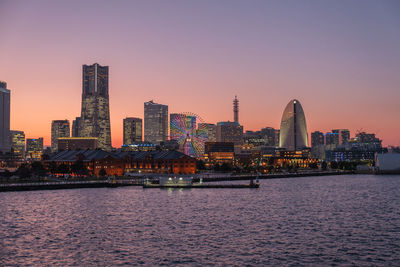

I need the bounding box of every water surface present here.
[1,175,399,266]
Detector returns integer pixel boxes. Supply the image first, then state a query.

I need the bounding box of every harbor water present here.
[1,174,399,266]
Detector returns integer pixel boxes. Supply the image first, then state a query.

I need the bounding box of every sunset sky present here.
[1,0,399,147]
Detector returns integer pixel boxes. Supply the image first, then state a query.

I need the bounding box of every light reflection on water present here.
[1,175,400,266]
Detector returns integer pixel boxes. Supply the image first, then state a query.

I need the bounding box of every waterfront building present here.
[0,81,10,153]
[216,121,243,145]
[57,137,98,151]
[10,130,25,158]
[279,99,309,151]
[123,117,142,145]
[144,100,168,144]
[45,150,196,175]
[79,63,111,150]
[26,138,44,160]
[51,120,70,152]
[72,117,81,137]
[198,123,217,142]
[204,142,235,166]
[311,131,324,147]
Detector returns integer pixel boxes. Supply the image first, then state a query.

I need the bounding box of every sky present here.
[0,0,399,147]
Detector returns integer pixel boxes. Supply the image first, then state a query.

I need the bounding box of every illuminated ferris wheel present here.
[169,112,208,158]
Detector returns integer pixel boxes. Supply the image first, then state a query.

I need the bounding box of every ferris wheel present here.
[169,112,208,158]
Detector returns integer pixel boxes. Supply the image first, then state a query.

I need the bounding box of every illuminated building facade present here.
[10,130,25,158]
[80,63,111,150]
[0,81,10,153]
[26,138,44,160]
[216,121,243,145]
[46,150,196,175]
[204,142,235,166]
[198,123,217,142]
[279,99,308,150]
[57,137,98,151]
[51,120,70,152]
[123,117,142,145]
[144,100,168,143]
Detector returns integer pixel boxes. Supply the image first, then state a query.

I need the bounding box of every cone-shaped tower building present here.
[279,99,308,150]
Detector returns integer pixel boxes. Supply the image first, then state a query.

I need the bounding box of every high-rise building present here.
[72,117,81,137]
[144,100,168,143]
[123,117,142,145]
[80,63,111,150]
[198,123,217,142]
[311,131,324,147]
[233,95,239,123]
[332,129,350,145]
[216,121,243,145]
[26,138,44,160]
[10,130,25,158]
[51,120,70,152]
[0,81,11,153]
[325,132,339,146]
[279,99,308,150]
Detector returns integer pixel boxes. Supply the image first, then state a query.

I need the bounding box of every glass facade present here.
[51,120,70,152]
[0,82,11,153]
[144,101,168,143]
[279,99,308,150]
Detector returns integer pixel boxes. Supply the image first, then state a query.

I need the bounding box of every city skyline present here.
[1,1,399,147]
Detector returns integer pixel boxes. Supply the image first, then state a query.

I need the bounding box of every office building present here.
[332,129,350,145]
[144,100,168,143]
[216,121,243,145]
[26,138,44,160]
[72,117,81,137]
[0,81,10,153]
[123,117,142,145]
[51,120,70,152]
[311,131,324,147]
[279,99,308,150]
[57,137,98,151]
[79,63,111,150]
[10,130,25,158]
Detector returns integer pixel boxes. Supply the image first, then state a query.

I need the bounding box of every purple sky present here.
[0,0,399,146]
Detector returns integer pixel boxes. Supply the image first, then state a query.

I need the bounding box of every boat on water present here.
[142,176,259,189]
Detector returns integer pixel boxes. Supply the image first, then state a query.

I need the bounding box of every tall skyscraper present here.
[80,63,111,150]
[0,81,10,153]
[144,100,168,143]
[279,99,308,150]
[311,131,324,147]
[233,95,239,123]
[216,121,243,145]
[10,130,25,158]
[123,117,142,145]
[51,120,70,152]
[72,117,81,137]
